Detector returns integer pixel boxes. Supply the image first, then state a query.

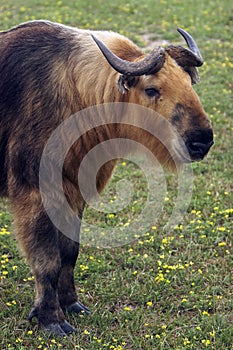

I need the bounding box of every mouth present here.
[172,143,192,163]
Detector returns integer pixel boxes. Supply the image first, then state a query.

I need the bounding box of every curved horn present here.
[177,28,203,66]
[92,35,165,76]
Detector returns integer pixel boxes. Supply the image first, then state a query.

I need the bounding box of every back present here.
[0,21,77,195]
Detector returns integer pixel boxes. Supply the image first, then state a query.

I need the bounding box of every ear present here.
[183,66,200,84]
[166,46,201,84]
[118,75,138,94]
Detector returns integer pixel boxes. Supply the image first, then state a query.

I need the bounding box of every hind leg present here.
[11,191,77,336]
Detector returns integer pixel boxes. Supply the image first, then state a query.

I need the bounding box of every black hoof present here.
[67,301,90,315]
[28,307,77,336]
[44,321,77,336]
[60,320,77,334]
[44,323,67,337]
[28,307,38,321]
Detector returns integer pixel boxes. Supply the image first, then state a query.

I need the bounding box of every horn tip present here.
[176,27,204,65]
[91,34,103,49]
[91,34,98,43]
[177,27,187,36]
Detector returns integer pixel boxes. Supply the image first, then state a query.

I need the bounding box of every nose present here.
[185,129,214,161]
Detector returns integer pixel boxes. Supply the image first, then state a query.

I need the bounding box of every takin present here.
[0,20,213,335]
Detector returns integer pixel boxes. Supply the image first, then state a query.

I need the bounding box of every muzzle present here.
[184,129,214,161]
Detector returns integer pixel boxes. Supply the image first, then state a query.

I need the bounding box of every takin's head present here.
[92,28,214,163]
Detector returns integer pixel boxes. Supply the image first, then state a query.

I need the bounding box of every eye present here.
[145,87,160,98]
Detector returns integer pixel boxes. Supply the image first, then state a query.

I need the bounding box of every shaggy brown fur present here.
[0,20,213,335]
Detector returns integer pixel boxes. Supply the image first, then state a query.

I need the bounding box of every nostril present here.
[187,140,214,159]
[191,142,209,153]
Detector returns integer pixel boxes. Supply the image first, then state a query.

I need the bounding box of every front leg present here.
[28,271,76,336]
[58,231,90,315]
[11,193,77,336]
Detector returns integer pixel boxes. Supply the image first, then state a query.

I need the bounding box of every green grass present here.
[0,0,232,349]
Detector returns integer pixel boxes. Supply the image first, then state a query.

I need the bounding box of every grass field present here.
[0,0,232,349]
